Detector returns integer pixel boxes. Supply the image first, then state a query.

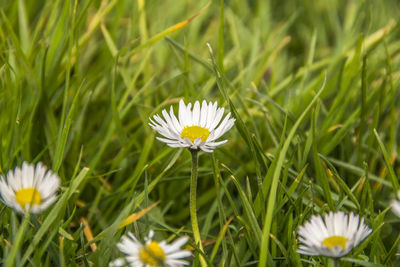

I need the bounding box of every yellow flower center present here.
[180,126,210,143]
[323,235,348,250]
[15,188,42,208]
[139,241,166,266]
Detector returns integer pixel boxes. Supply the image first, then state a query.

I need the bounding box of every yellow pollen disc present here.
[181,125,210,143]
[139,241,166,266]
[322,235,348,250]
[15,188,42,208]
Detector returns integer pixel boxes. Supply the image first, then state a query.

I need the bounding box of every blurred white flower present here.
[149,99,235,152]
[391,191,400,217]
[109,230,191,267]
[297,211,372,258]
[0,162,60,214]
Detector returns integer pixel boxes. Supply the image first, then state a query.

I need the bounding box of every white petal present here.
[178,99,188,127]
[205,101,217,129]
[192,101,200,126]
[185,103,193,125]
[170,106,183,133]
[392,202,400,217]
[163,236,189,253]
[199,100,208,127]
[210,113,234,141]
[209,107,224,131]
[109,258,126,267]
[199,146,214,153]
[162,109,180,136]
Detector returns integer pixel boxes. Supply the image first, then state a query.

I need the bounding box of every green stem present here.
[333,258,340,267]
[6,213,30,266]
[190,149,207,267]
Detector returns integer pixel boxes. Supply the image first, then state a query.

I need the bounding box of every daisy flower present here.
[149,99,235,152]
[391,190,400,217]
[109,230,191,267]
[297,211,372,258]
[0,162,61,214]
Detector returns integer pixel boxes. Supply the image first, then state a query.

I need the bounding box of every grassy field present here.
[1,0,400,266]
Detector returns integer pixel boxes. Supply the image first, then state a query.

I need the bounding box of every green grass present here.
[1,0,400,266]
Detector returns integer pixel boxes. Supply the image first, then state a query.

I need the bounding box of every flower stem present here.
[190,149,207,267]
[333,258,340,267]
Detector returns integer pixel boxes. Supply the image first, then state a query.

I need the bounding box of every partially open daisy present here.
[0,162,61,214]
[391,191,400,217]
[149,99,235,152]
[297,211,372,258]
[109,230,191,267]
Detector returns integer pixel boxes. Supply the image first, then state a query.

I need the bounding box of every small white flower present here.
[149,99,235,152]
[0,162,61,214]
[391,191,400,217]
[109,230,191,267]
[297,211,372,258]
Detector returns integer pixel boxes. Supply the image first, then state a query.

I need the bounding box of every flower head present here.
[0,162,61,214]
[149,99,235,152]
[391,191,400,217]
[297,211,372,258]
[109,230,191,267]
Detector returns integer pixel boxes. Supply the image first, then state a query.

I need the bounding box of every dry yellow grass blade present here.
[78,0,118,49]
[66,0,119,65]
[124,2,211,58]
[81,217,97,252]
[119,201,160,229]
[347,19,395,59]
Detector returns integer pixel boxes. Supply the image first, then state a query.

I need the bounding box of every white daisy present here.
[149,99,235,152]
[297,211,372,258]
[0,162,61,214]
[391,191,400,217]
[109,230,191,267]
